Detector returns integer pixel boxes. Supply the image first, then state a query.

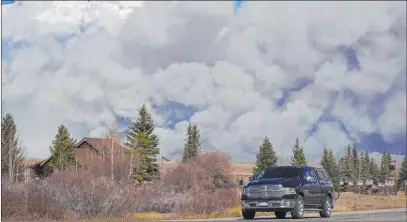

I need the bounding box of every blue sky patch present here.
[1,0,15,5]
[276,77,314,107]
[154,101,198,129]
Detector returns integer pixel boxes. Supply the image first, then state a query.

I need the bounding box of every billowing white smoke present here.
[1,1,406,163]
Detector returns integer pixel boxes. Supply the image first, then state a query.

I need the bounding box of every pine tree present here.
[379,151,390,183]
[49,125,77,171]
[290,137,307,166]
[360,150,371,181]
[182,123,201,162]
[190,124,201,157]
[1,113,24,182]
[351,144,359,181]
[338,156,347,181]
[253,137,278,176]
[344,145,355,182]
[329,149,340,190]
[182,124,192,162]
[370,159,380,184]
[398,155,407,191]
[321,148,340,190]
[125,104,160,182]
[320,148,330,171]
[190,124,201,159]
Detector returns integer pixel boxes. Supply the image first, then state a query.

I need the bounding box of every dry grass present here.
[123,212,171,220]
[334,192,406,212]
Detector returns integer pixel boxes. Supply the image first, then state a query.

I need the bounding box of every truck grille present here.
[247,185,284,198]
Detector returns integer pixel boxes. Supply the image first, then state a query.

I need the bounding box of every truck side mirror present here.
[303,176,312,182]
[248,176,254,181]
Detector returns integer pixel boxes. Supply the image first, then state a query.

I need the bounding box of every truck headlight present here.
[283,187,296,194]
[242,187,249,195]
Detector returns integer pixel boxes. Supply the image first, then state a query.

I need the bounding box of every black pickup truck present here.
[241,166,335,219]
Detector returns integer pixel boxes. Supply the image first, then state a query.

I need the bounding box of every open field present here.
[334,192,407,212]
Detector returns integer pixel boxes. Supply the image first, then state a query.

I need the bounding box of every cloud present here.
[1,1,406,164]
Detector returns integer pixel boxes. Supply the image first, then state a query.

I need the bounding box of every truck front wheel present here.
[242,210,255,220]
[291,195,304,219]
[319,195,332,218]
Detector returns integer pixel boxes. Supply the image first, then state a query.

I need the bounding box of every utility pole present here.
[390,160,397,195]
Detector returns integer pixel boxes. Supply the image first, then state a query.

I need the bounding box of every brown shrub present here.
[163,161,213,192]
[163,152,236,193]
[1,179,64,221]
[2,152,240,220]
[196,152,235,188]
[48,171,137,218]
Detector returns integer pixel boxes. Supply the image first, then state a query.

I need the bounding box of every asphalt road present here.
[166,209,406,222]
[25,209,406,222]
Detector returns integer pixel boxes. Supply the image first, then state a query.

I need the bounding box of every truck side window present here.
[316,169,327,181]
[256,170,265,180]
[305,168,317,181]
[322,170,331,181]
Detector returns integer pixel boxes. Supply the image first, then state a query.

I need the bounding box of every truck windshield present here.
[256,167,301,180]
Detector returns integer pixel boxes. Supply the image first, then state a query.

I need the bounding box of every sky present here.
[1,1,406,164]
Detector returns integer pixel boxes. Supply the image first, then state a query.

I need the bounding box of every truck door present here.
[302,167,321,206]
[315,169,331,205]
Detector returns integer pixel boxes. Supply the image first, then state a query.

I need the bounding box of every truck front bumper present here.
[241,199,296,212]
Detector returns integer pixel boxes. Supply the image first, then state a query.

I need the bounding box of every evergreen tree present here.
[182,123,201,162]
[360,150,371,181]
[253,137,278,176]
[369,159,380,184]
[379,151,390,183]
[398,155,407,191]
[190,124,201,158]
[320,148,330,171]
[321,148,340,190]
[182,124,192,162]
[351,144,360,181]
[330,149,340,190]
[126,104,160,182]
[1,113,24,182]
[290,137,307,166]
[338,156,347,180]
[344,145,356,182]
[49,125,77,171]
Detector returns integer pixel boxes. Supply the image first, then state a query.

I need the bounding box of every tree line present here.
[252,136,407,190]
[2,105,407,189]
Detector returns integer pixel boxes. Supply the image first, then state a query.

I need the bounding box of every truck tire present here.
[275,211,287,219]
[291,195,304,219]
[242,210,255,220]
[319,195,332,218]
